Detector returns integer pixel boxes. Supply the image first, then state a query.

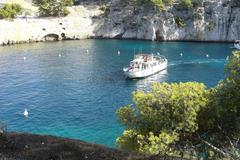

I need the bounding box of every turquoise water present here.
[0,39,233,147]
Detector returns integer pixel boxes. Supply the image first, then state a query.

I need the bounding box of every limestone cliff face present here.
[0,0,239,45]
[94,0,240,42]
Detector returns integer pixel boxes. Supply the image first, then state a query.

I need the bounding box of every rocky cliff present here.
[95,0,240,41]
[0,0,239,45]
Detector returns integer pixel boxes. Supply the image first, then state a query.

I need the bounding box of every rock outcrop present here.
[0,0,239,45]
[95,0,240,41]
[0,132,183,160]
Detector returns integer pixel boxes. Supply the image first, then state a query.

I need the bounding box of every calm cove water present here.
[0,39,233,147]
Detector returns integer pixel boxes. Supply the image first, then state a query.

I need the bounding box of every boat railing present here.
[134,53,166,60]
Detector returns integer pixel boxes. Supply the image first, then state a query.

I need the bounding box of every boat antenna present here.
[134,48,136,58]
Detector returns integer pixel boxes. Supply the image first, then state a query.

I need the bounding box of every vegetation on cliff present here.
[129,0,203,10]
[116,52,240,159]
[33,0,73,17]
[0,3,22,19]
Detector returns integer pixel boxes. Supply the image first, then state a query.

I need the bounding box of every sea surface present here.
[0,39,233,147]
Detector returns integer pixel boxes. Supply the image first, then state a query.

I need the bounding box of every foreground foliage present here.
[117,82,208,155]
[33,0,73,17]
[0,3,22,19]
[117,51,240,159]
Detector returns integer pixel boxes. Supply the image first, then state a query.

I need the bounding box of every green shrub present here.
[11,3,22,13]
[0,9,9,19]
[207,20,214,31]
[163,0,175,6]
[192,0,203,8]
[33,0,73,17]
[116,82,208,155]
[116,51,240,159]
[0,3,22,19]
[174,16,186,28]
[179,0,193,9]
[124,0,175,10]
[151,0,165,10]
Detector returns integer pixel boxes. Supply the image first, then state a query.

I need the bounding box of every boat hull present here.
[234,44,240,50]
[124,61,168,79]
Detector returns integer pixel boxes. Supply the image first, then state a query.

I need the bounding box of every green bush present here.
[192,0,203,8]
[124,0,175,10]
[197,52,240,159]
[0,9,9,19]
[117,82,208,155]
[0,3,22,19]
[207,20,214,31]
[33,0,73,17]
[174,16,186,28]
[163,0,175,6]
[151,0,165,10]
[179,0,193,9]
[116,51,240,159]
[144,0,175,10]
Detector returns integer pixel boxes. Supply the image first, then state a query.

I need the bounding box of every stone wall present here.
[0,6,100,45]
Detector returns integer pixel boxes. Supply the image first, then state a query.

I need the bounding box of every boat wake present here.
[168,59,227,67]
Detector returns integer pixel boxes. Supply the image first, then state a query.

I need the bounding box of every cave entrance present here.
[44,34,60,41]
[155,30,164,41]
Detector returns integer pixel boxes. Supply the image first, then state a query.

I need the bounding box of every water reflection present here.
[135,70,168,91]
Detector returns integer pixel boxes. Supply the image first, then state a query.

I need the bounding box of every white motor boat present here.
[123,54,168,79]
[234,40,240,50]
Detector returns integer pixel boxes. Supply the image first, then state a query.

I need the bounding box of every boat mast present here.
[134,48,136,58]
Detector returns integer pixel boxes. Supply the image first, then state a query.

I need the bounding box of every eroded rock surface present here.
[0,0,239,45]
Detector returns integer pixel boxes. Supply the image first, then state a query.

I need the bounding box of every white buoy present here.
[206,54,209,58]
[180,53,183,57]
[117,50,120,55]
[86,49,89,53]
[23,57,26,60]
[23,109,29,117]
[58,54,61,57]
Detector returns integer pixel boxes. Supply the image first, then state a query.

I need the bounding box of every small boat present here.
[123,54,168,79]
[234,40,240,50]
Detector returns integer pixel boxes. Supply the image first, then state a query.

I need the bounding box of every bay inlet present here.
[0,39,232,147]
